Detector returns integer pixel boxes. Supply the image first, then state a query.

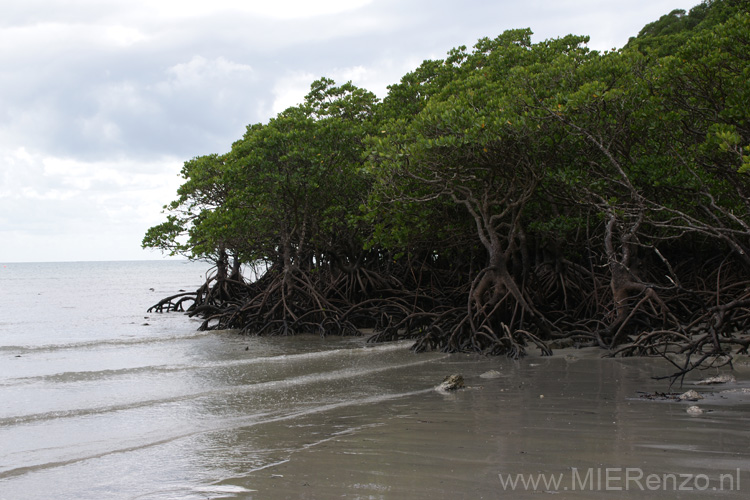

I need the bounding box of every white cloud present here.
[0,147,184,261]
[137,0,374,21]
[0,23,151,63]
[104,25,150,46]
[162,56,255,91]
[268,71,317,116]
[264,62,413,119]
[0,0,375,26]
[79,115,123,145]
[328,59,424,99]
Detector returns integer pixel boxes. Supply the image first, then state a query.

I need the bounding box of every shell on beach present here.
[679,390,703,401]
[695,374,736,385]
[479,370,502,379]
[686,405,704,415]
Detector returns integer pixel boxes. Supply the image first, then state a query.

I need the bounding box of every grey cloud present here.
[0,0,702,262]
[3,0,693,161]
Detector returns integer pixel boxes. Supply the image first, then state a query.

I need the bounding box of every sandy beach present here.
[220,348,750,499]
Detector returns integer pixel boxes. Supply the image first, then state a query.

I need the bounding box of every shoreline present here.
[203,347,750,499]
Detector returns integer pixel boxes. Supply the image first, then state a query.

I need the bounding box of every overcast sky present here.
[1,0,701,263]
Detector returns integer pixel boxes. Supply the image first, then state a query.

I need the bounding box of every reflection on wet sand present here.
[213,348,749,499]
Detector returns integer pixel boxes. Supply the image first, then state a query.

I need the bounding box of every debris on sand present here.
[437,374,465,392]
[638,391,680,401]
[686,405,704,415]
[678,390,703,402]
[695,374,736,385]
[720,388,750,395]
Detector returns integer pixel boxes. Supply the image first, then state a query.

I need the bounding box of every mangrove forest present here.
[144,0,750,380]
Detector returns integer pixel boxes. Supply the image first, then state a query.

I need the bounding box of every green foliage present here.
[626,0,748,56]
[144,78,380,270]
[366,30,597,258]
[145,0,750,310]
[142,153,240,262]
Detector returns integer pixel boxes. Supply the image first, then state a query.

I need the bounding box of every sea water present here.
[1,261,749,499]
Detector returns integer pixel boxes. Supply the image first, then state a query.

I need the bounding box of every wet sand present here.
[219,348,750,499]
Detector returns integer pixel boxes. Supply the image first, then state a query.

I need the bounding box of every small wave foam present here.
[0,330,218,355]
[1,339,414,388]
[0,386,435,482]
[1,364,193,387]
[0,353,444,428]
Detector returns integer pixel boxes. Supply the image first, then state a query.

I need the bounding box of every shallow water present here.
[235,352,750,499]
[1,261,749,499]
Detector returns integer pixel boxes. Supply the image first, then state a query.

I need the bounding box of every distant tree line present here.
[145,0,750,379]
